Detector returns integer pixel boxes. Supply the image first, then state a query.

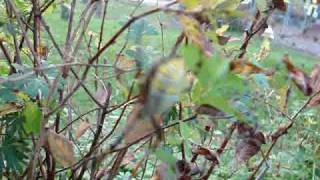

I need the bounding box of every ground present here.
[274,20,320,56]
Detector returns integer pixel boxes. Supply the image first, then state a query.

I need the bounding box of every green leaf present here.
[23,102,41,134]
[0,61,10,75]
[180,122,201,143]
[155,146,176,168]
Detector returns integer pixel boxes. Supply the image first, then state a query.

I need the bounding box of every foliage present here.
[0,0,319,179]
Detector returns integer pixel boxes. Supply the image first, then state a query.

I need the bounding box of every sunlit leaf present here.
[230,60,274,76]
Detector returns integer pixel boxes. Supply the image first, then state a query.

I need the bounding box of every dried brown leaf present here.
[230,60,274,76]
[192,145,219,163]
[283,55,312,96]
[47,130,76,168]
[75,121,91,140]
[195,104,225,117]
[235,123,265,165]
[272,0,287,11]
[309,64,320,106]
[124,104,163,144]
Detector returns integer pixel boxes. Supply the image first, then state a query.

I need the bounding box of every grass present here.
[40,1,319,118]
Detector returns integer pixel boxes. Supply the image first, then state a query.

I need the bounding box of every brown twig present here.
[248,91,320,179]
[201,123,237,180]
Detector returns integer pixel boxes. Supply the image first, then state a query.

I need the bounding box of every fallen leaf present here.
[75,121,91,140]
[47,130,76,168]
[283,54,313,96]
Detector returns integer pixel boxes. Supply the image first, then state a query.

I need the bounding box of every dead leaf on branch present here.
[235,123,265,166]
[195,104,226,117]
[75,120,91,140]
[272,0,287,11]
[309,64,320,106]
[283,55,320,106]
[124,104,163,144]
[179,15,213,56]
[191,144,219,163]
[283,54,313,96]
[47,130,76,168]
[230,60,274,76]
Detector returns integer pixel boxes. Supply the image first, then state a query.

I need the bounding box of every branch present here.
[248,91,320,179]
[45,1,177,118]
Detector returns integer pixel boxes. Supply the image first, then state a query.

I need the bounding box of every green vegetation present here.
[0,0,320,179]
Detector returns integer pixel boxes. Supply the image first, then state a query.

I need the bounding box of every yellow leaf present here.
[216,25,229,36]
[277,85,290,112]
[47,130,76,168]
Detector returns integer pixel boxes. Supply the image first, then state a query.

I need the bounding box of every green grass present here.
[41,1,318,113]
